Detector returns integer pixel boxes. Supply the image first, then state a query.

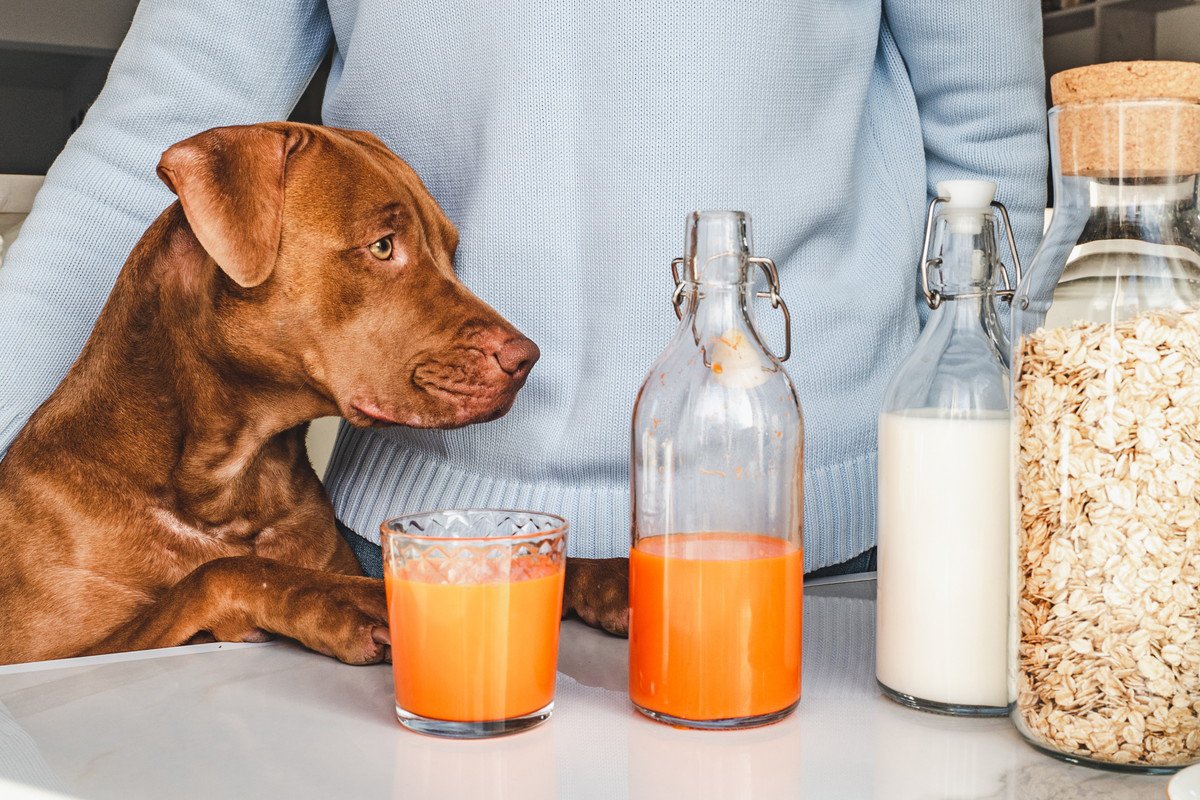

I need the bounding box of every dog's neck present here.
[27,206,333,527]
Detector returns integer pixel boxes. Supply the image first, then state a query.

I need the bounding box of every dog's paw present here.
[287,576,391,665]
[564,557,629,636]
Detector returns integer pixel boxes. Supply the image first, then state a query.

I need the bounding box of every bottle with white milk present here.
[875,180,1018,716]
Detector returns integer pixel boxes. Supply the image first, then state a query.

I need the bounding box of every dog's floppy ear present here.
[157,125,297,289]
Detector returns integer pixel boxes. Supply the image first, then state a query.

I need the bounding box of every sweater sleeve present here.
[882,0,1048,317]
[0,0,332,458]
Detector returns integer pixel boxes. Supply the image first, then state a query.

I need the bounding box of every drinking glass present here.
[381,509,568,738]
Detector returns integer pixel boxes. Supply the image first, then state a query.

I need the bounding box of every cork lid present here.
[1050,61,1200,178]
[1051,61,1200,106]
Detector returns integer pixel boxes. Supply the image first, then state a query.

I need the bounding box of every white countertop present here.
[0,577,1170,799]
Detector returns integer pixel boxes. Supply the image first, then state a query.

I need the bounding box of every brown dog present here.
[0,122,628,666]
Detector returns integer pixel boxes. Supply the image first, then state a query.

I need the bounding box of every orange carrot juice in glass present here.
[629,532,803,728]
[381,510,567,739]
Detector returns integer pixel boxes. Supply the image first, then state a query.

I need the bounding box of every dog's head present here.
[155,122,538,429]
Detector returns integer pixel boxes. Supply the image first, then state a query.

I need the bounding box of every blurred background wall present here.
[3,0,1200,175]
[0,0,327,175]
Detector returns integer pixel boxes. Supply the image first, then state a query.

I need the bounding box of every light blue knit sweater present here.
[0,0,1047,570]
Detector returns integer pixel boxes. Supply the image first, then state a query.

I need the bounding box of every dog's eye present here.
[368,237,393,260]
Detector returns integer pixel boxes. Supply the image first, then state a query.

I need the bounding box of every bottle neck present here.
[683,281,757,336]
[931,290,994,322]
[681,209,760,337]
[931,216,1002,297]
[926,214,1008,352]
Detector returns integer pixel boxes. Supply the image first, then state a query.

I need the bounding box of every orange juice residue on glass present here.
[386,562,565,723]
[629,532,803,722]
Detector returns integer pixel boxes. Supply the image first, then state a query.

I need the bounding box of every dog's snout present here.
[493,337,540,379]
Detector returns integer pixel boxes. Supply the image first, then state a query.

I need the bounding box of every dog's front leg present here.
[83,556,390,665]
[563,557,630,636]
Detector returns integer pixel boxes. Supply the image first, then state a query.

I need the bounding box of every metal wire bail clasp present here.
[919,195,1023,310]
[749,256,792,363]
[669,255,793,363]
[670,257,689,319]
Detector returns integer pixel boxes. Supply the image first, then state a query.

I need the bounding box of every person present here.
[0,0,1047,582]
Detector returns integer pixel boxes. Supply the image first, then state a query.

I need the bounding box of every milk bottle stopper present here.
[936,180,997,235]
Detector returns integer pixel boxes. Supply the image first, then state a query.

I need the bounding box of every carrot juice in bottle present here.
[629,211,804,729]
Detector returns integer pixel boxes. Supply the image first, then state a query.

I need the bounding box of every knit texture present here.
[0,0,1048,570]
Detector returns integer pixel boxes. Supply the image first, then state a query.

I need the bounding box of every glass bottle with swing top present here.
[628,210,804,729]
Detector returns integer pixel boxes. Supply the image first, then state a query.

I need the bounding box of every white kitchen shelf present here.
[0,174,44,267]
[0,0,137,56]
[1043,2,1097,20]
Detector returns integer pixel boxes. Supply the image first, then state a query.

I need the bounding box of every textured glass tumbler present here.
[380,509,568,739]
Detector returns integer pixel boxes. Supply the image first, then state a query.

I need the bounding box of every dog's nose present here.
[493,337,540,379]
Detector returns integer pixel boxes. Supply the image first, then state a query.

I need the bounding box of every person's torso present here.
[319,0,925,487]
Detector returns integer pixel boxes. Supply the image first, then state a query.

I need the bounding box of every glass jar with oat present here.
[1012,61,1200,773]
